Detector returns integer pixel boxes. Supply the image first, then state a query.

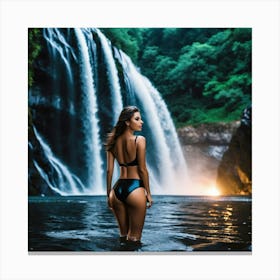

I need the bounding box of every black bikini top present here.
[119,136,138,167]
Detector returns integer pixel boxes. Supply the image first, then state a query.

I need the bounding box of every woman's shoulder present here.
[136,135,145,141]
[136,135,146,146]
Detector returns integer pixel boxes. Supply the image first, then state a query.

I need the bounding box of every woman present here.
[105,106,153,246]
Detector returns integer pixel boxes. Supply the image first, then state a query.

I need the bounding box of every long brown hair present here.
[105,106,140,151]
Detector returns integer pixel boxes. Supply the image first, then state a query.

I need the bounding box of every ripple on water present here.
[29,195,251,252]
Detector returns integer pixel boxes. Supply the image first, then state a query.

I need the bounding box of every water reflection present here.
[29,196,251,252]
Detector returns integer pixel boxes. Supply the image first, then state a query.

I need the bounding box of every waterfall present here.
[145,77,187,171]
[74,28,103,194]
[116,51,187,193]
[43,28,75,86]
[96,29,123,123]
[33,127,85,195]
[42,28,76,114]
[28,28,188,195]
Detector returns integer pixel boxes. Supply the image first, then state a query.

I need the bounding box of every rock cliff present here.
[177,112,251,195]
[177,122,240,146]
[216,107,252,195]
[177,122,239,194]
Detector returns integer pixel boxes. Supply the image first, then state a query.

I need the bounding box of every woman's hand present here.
[146,193,153,208]
[107,197,113,209]
[107,191,113,209]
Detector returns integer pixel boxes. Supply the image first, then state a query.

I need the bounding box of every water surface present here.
[28,195,251,252]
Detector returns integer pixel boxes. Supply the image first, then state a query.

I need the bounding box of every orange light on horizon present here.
[206,184,221,196]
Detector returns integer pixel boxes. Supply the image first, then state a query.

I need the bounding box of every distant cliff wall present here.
[177,115,251,195]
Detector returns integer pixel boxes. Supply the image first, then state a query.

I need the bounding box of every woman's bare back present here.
[113,135,140,179]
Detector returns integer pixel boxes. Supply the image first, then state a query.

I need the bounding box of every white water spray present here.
[74,28,103,194]
[118,51,188,193]
[33,127,85,195]
[29,28,189,195]
[43,28,75,87]
[96,29,123,123]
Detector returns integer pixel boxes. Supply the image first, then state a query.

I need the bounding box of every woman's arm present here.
[106,151,115,197]
[137,136,152,207]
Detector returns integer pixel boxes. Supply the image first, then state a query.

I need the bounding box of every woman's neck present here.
[123,128,134,137]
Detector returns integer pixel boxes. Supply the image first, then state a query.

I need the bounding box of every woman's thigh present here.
[109,190,129,235]
[126,187,147,237]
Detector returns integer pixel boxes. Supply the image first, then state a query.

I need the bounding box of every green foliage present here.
[29,28,251,126]
[85,28,252,126]
[28,28,42,87]
[204,73,251,99]
[129,28,251,126]
[100,28,145,63]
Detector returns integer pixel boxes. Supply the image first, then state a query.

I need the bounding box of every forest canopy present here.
[29,28,252,127]
[101,28,251,127]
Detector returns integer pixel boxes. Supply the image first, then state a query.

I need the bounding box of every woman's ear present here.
[125,121,130,127]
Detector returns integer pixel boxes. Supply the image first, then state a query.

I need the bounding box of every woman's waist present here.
[118,177,142,181]
[119,170,140,180]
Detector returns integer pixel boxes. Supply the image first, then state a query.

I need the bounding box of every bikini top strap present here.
[135,136,138,144]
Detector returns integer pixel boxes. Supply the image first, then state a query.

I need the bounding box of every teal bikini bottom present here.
[113,179,144,202]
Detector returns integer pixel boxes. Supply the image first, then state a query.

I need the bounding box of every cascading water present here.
[116,51,188,192]
[96,29,123,124]
[74,28,103,194]
[32,127,85,195]
[28,28,188,196]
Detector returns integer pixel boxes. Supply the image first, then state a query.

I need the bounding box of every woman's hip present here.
[113,179,144,202]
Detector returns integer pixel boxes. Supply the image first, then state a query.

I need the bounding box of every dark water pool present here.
[28,195,251,252]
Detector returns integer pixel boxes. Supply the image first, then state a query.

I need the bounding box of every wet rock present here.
[177,116,251,195]
[177,122,240,145]
[216,107,252,195]
[178,122,239,191]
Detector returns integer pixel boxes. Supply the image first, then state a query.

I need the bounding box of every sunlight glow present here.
[206,184,221,196]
